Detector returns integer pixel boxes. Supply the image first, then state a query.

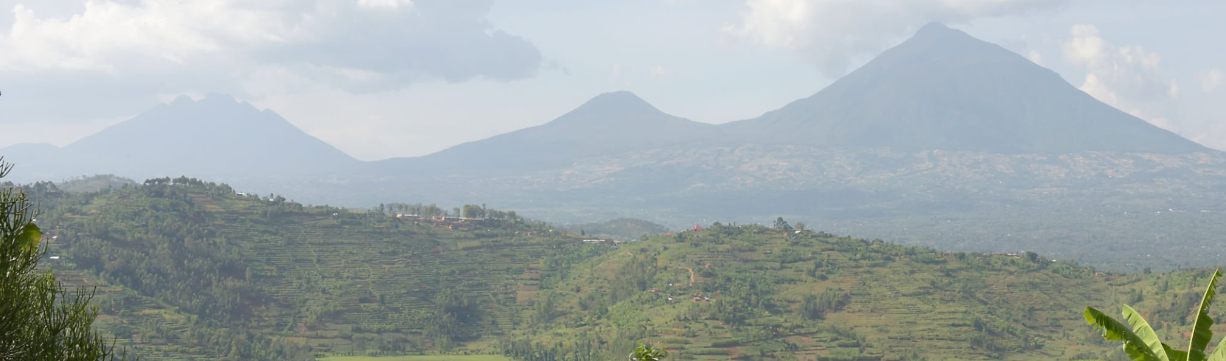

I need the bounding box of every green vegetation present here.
[1085,270,1226,361]
[15,174,1226,360]
[0,160,122,360]
[22,176,603,360]
[317,355,513,361]
[630,344,668,361]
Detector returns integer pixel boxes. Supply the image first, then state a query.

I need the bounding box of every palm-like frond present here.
[1166,343,1189,361]
[1122,304,1171,361]
[1085,306,1165,361]
[1188,270,1222,361]
[1207,336,1226,361]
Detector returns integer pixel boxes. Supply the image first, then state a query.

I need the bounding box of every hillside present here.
[724,23,1205,154]
[22,180,1226,361]
[502,224,1224,361]
[0,94,362,182]
[29,179,603,360]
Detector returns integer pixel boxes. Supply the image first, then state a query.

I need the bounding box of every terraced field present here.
[509,228,1225,361]
[22,179,1226,361]
[28,180,608,360]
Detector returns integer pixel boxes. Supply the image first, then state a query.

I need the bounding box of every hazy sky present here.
[0,0,1223,160]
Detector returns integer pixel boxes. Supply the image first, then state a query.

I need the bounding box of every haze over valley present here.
[3,2,1226,361]
[6,23,1225,271]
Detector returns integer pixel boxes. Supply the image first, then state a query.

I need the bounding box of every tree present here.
[629,344,667,361]
[772,217,792,232]
[0,159,125,360]
[462,204,486,219]
[1084,269,1225,361]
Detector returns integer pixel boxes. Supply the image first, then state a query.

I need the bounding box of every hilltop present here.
[22,179,1225,360]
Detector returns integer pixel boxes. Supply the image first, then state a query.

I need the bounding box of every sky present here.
[0,0,1222,161]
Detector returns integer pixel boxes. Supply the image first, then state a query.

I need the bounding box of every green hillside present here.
[498,222,1225,361]
[29,177,607,360]
[20,178,1225,361]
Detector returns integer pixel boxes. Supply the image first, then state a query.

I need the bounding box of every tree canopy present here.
[0,159,123,360]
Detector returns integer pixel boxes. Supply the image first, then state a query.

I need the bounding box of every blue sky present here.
[0,0,1222,160]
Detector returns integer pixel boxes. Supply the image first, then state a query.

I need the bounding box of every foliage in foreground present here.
[0,159,122,360]
[629,344,667,361]
[1085,269,1226,361]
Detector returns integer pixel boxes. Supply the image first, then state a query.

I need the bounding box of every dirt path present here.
[680,267,695,286]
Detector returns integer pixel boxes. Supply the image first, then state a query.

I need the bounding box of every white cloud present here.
[608,63,631,87]
[1027,50,1044,66]
[0,0,541,90]
[725,0,1068,76]
[1199,68,1224,93]
[1062,24,1181,132]
[357,0,414,10]
[650,65,677,78]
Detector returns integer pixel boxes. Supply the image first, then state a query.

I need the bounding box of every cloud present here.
[608,63,631,87]
[1061,24,1181,132]
[650,65,677,78]
[1200,69,1224,93]
[1027,50,1044,66]
[0,0,542,92]
[725,0,1068,77]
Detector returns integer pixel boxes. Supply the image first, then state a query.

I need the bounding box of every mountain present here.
[725,22,1205,154]
[0,143,61,180]
[374,91,722,174]
[1,94,361,181]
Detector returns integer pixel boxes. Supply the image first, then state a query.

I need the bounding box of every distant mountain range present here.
[2,23,1207,181]
[4,23,1225,271]
[380,24,1203,175]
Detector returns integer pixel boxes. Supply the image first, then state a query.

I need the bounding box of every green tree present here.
[1084,269,1225,361]
[772,217,791,231]
[0,159,125,360]
[629,343,667,361]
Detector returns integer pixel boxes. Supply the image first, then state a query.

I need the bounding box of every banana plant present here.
[1085,269,1224,361]
[629,344,667,361]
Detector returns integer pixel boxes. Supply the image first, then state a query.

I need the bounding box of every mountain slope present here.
[375,91,722,174]
[1,94,361,181]
[725,23,1205,154]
